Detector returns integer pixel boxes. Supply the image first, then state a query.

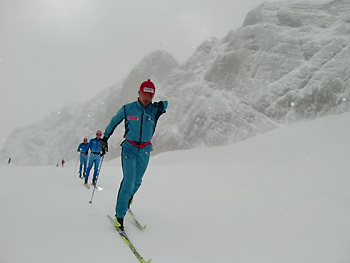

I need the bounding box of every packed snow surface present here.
[1,112,350,263]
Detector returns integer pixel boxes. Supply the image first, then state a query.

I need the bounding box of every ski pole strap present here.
[125,139,152,148]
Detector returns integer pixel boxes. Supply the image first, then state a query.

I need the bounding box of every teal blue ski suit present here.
[84,137,103,184]
[104,99,168,219]
[77,142,89,176]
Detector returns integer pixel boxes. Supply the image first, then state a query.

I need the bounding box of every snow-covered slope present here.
[2,0,350,165]
[1,112,350,263]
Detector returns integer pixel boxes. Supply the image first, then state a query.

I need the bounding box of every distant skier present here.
[61,159,65,167]
[84,130,103,187]
[101,79,168,231]
[8,157,11,165]
[77,137,89,178]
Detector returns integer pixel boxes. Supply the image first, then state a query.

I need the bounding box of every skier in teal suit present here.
[84,130,103,187]
[102,79,167,231]
[77,137,89,178]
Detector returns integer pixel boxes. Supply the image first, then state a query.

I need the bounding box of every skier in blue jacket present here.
[101,79,167,231]
[77,137,89,178]
[84,130,103,187]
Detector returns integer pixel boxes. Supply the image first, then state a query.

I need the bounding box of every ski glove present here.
[101,137,108,155]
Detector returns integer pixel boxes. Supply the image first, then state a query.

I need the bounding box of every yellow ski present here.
[107,215,151,263]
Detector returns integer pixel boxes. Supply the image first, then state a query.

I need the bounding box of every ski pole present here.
[89,155,104,204]
[73,154,79,177]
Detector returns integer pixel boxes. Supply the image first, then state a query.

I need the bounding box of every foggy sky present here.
[0,0,327,149]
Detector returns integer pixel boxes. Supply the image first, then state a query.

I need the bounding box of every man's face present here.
[139,91,154,106]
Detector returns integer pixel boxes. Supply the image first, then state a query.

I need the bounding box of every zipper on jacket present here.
[139,106,145,144]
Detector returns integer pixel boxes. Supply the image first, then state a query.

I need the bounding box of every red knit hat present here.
[138,79,155,94]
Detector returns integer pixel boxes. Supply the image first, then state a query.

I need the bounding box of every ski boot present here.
[114,217,124,231]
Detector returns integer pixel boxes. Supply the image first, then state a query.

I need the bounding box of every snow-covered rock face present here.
[155,0,350,152]
[2,0,350,165]
[222,0,350,122]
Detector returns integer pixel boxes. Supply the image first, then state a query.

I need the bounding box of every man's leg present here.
[131,151,150,198]
[84,155,95,182]
[115,147,137,219]
[83,155,88,175]
[78,156,82,175]
[92,156,101,183]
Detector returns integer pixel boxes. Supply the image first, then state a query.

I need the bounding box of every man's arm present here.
[104,106,125,139]
[87,140,92,151]
[160,100,168,112]
[155,101,168,121]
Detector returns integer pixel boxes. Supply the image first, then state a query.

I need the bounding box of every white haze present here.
[0,0,328,149]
